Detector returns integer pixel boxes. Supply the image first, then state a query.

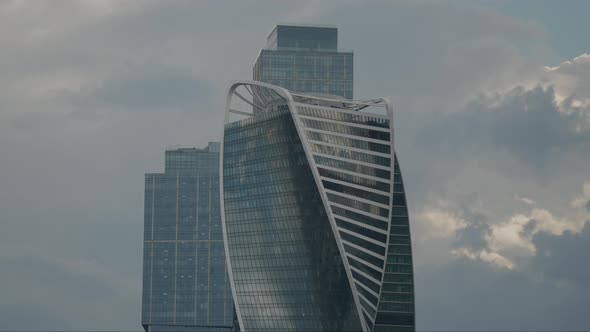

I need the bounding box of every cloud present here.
[447,181,590,271]
[406,49,590,274]
[485,213,537,255]
[1,1,589,330]
[416,202,590,329]
[416,238,590,331]
[451,247,515,270]
[86,65,213,110]
[571,181,590,210]
[530,222,590,288]
[417,207,468,238]
[485,208,586,257]
[419,85,590,169]
[515,195,536,205]
[0,253,140,330]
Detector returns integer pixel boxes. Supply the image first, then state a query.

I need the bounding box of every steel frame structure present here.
[220,80,408,331]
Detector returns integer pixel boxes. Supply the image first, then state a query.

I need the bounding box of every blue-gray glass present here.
[223,109,362,331]
[254,25,353,99]
[373,155,415,332]
[249,25,414,331]
[254,50,353,99]
[267,25,338,50]
[142,143,235,332]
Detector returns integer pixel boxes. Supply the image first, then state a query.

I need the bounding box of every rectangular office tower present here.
[221,82,415,332]
[142,142,235,332]
[253,24,353,99]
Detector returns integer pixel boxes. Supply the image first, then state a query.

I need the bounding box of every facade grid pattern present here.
[221,81,415,332]
[142,143,236,332]
[253,25,353,99]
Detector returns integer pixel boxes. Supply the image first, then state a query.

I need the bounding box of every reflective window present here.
[323,180,390,205]
[373,155,415,329]
[142,146,234,331]
[314,155,391,179]
[223,111,362,331]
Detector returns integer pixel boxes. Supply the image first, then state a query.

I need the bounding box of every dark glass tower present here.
[247,25,415,331]
[253,24,353,99]
[142,142,235,332]
[221,81,415,331]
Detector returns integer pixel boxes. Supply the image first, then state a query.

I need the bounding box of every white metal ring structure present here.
[220,80,415,331]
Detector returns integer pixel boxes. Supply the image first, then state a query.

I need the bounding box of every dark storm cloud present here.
[418,85,590,168]
[419,223,590,331]
[416,246,590,331]
[404,64,590,329]
[529,223,590,287]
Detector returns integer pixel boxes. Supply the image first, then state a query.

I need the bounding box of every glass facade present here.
[222,81,415,332]
[142,142,236,332]
[223,108,361,331]
[253,25,353,99]
[373,155,415,332]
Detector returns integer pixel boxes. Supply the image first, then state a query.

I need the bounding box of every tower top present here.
[266,24,338,50]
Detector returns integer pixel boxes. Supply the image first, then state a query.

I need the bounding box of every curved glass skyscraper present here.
[221,81,414,331]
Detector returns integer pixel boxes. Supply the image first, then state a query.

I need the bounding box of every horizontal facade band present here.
[334,214,389,236]
[144,240,225,243]
[342,243,386,272]
[294,102,390,120]
[348,263,383,286]
[319,172,390,193]
[307,139,392,158]
[301,119,390,143]
[320,176,392,206]
[345,252,385,275]
[357,291,378,312]
[313,152,392,171]
[330,202,390,222]
[339,232,387,260]
[305,127,394,145]
[310,145,390,168]
[297,114,391,133]
[375,309,414,314]
[341,239,385,265]
[378,300,415,304]
[352,276,381,299]
[321,176,390,197]
[324,187,390,209]
[228,108,254,117]
[337,219,388,242]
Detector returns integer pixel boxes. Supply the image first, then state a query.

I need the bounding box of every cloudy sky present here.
[1,0,589,330]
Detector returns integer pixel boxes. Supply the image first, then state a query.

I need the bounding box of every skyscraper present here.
[239,24,414,331]
[142,142,235,332]
[253,24,353,99]
[221,81,415,331]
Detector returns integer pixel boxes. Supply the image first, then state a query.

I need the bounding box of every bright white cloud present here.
[484,207,586,257]
[444,181,590,270]
[571,181,590,208]
[452,248,515,270]
[542,54,590,127]
[418,208,468,238]
[486,213,537,255]
[515,195,536,205]
[472,195,588,270]
[452,208,587,270]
